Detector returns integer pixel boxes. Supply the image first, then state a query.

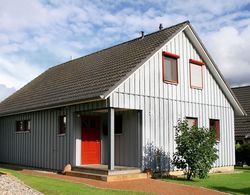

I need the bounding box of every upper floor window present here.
[16,120,31,132]
[189,59,204,89]
[162,51,179,84]
[186,117,198,128]
[59,115,67,135]
[209,119,220,141]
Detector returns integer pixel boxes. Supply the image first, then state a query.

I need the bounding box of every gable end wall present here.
[109,31,235,167]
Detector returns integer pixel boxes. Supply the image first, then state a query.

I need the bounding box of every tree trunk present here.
[187,172,192,180]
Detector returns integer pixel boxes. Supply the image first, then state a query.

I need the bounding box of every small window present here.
[190,59,204,89]
[24,120,31,131]
[16,120,31,132]
[186,117,198,128]
[16,121,24,132]
[115,114,123,134]
[162,52,179,84]
[59,115,66,135]
[210,119,220,141]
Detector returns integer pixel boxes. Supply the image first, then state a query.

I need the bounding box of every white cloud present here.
[0,56,42,88]
[0,0,249,94]
[204,25,250,85]
[0,84,16,102]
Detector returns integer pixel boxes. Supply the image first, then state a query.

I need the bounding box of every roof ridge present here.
[49,20,190,70]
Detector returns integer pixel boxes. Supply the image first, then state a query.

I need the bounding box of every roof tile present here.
[232,86,250,139]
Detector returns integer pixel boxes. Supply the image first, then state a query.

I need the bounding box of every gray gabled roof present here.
[0,21,189,116]
[232,86,250,139]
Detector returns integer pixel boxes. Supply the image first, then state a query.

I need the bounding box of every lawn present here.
[162,167,250,195]
[0,168,144,195]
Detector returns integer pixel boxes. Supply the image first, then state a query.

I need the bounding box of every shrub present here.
[142,142,171,177]
[172,120,218,180]
[236,141,250,166]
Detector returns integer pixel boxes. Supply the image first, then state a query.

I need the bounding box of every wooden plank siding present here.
[100,110,142,167]
[0,100,108,170]
[0,100,141,170]
[109,31,235,168]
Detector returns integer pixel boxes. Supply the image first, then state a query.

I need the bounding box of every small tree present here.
[172,120,218,180]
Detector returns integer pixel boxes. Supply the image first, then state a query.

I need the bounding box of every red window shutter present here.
[215,120,220,141]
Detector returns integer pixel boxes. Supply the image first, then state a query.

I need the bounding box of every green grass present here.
[0,168,144,195]
[162,167,250,195]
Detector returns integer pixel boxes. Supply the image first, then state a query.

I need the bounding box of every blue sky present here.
[0,0,250,101]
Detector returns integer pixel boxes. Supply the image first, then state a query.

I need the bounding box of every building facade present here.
[0,21,245,171]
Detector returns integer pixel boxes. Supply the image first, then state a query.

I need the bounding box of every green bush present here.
[172,120,218,180]
[236,141,250,166]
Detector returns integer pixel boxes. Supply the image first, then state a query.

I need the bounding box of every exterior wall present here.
[0,100,107,170]
[0,100,141,170]
[100,110,142,167]
[109,31,235,167]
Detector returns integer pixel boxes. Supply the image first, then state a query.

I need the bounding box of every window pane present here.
[24,120,31,131]
[20,121,24,131]
[164,57,177,83]
[172,59,177,81]
[210,119,220,141]
[16,121,21,132]
[59,116,66,134]
[190,64,202,88]
[186,117,197,128]
[27,120,31,131]
[164,58,172,81]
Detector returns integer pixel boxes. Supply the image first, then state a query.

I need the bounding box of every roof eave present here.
[0,96,105,117]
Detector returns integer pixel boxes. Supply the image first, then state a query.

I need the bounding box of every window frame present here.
[16,120,24,132]
[24,120,31,132]
[16,120,31,133]
[209,119,220,142]
[162,51,180,85]
[189,59,204,89]
[59,115,67,135]
[186,117,198,127]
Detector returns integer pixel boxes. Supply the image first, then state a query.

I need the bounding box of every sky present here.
[0,0,250,101]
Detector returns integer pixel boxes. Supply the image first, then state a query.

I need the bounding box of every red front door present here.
[81,116,101,164]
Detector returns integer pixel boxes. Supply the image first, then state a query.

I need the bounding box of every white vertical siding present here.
[109,31,235,167]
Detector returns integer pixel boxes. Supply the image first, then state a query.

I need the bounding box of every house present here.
[0,21,245,177]
[232,86,250,143]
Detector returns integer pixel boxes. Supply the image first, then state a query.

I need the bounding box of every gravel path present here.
[0,173,43,195]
